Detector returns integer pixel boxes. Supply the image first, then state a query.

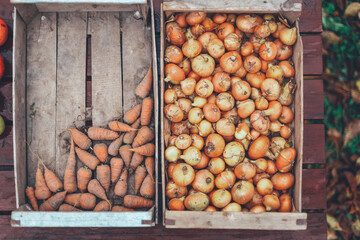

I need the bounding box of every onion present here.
[192,169,215,193]
[266,160,278,174]
[246,72,265,88]
[226,14,236,24]
[167,162,177,179]
[271,136,290,156]
[165,63,185,84]
[191,24,206,37]
[259,42,278,61]
[253,172,270,185]
[222,202,242,212]
[256,178,273,196]
[224,33,241,51]
[177,98,192,119]
[269,120,282,132]
[271,173,295,190]
[165,146,181,162]
[236,14,263,33]
[173,85,186,98]
[250,205,266,213]
[186,12,207,26]
[255,97,269,110]
[202,17,218,32]
[279,106,294,124]
[223,135,234,142]
[208,157,225,175]
[180,78,197,95]
[240,41,254,57]
[185,27,197,41]
[223,141,245,166]
[198,119,214,137]
[213,13,227,24]
[234,28,245,39]
[245,189,263,209]
[207,38,225,59]
[192,96,207,108]
[263,194,280,211]
[198,32,218,53]
[205,133,225,157]
[168,135,176,146]
[272,22,286,38]
[279,27,297,45]
[219,51,243,74]
[166,180,188,199]
[180,146,202,166]
[260,59,273,73]
[250,110,270,133]
[248,135,270,159]
[250,129,260,140]
[233,65,247,78]
[231,181,255,204]
[278,80,296,106]
[165,104,184,122]
[205,206,217,212]
[195,78,214,97]
[175,13,187,28]
[168,197,185,211]
[222,107,239,124]
[266,20,278,34]
[166,22,185,46]
[171,121,189,136]
[243,55,261,73]
[279,193,292,212]
[191,54,215,77]
[193,152,209,169]
[266,64,284,83]
[251,87,262,100]
[164,88,178,104]
[251,158,268,173]
[184,192,210,211]
[182,39,202,58]
[215,118,236,137]
[280,125,292,138]
[262,100,282,121]
[165,45,183,64]
[175,134,192,150]
[263,14,275,21]
[235,122,251,140]
[234,159,257,180]
[216,22,235,40]
[261,78,281,101]
[237,99,255,118]
[279,60,295,78]
[189,124,199,134]
[207,92,216,103]
[274,39,293,60]
[276,148,296,173]
[203,103,221,122]
[212,72,231,93]
[216,92,235,111]
[249,35,266,53]
[191,134,204,150]
[215,169,236,189]
[254,24,271,38]
[211,189,232,208]
[231,78,251,101]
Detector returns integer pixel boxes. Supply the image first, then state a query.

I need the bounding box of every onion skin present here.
[236,14,263,33]
[215,170,236,189]
[223,141,245,166]
[188,107,204,124]
[248,135,270,159]
[198,32,218,53]
[259,42,278,61]
[164,88,178,104]
[220,51,243,74]
[266,64,284,83]
[246,72,265,88]
[262,100,282,121]
[250,205,266,213]
[215,118,236,137]
[279,106,294,124]
[191,24,206,37]
[192,54,215,77]
[263,194,280,211]
[205,133,225,158]
[224,33,242,51]
[182,39,202,58]
[233,65,247,78]
[184,192,210,211]
[180,146,202,166]
[250,110,270,133]
[222,202,242,212]
[195,78,214,98]
[192,169,215,193]
[234,160,257,180]
[279,60,295,78]
[166,180,188,199]
[261,78,281,101]
[279,193,292,212]
[216,22,235,40]
[171,121,189,136]
[278,80,296,106]
[253,172,270,185]
[216,92,235,111]
[191,134,205,150]
[165,146,181,162]
[222,107,239,124]
[175,13,187,28]
[240,41,254,57]
[172,163,195,187]
[208,157,226,175]
[212,72,231,93]
[166,22,186,46]
[165,63,185,84]
[203,103,221,122]
[272,22,286,38]
[211,189,232,208]
[193,152,209,169]
[168,162,177,179]
[237,99,255,118]
[274,39,293,60]
[165,45,183,64]
[186,12,207,26]
[169,197,185,211]
[245,190,263,209]
[276,148,296,173]
[202,17,218,32]
[198,119,214,137]
[243,55,261,73]
[205,206,218,212]
[207,38,225,59]
[266,160,278,174]
[279,27,297,46]
[165,104,184,122]
[175,134,192,150]
[231,78,251,101]
[257,178,273,196]
[280,125,292,139]
[271,173,295,190]
[213,13,227,24]
[231,181,255,205]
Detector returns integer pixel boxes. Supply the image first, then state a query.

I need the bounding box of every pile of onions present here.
[164,12,298,213]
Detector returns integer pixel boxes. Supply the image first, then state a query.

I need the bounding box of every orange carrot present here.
[140,97,153,126]
[87,179,110,204]
[123,195,154,208]
[123,118,141,145]
[64,138,77,193]
[135,66,152,99]
[34,164,51,200]
[124,104,142,124]
[119,145,133,169]
[96,164,110,194]
[77,167,92,192]
[112,206,135,212]
[140,174,155,198]
[110,157,124,184]
[39,191,67,211]
[93,143,108,163]
[132,126,155,148]
[25,186,39,211]
[64,193,81,207]
[75,147,100,170]
[109,121,137,132]
[130,153,144,171]
[44,166,63,193]
[87,127,119,140]
[129,143,155,157]
[59,203,81,212]
[68,128,91,150]
[145,157,155,181]
[108,134,124,156]
[94,200,111,211]
[134,166,147,194]
[80,193,97,210]
[114,169,128,197]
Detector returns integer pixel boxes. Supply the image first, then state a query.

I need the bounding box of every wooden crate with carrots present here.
[160,0,307,229]
[11,0,159,227]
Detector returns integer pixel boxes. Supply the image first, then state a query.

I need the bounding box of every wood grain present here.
[0,126,13,166]
[303,124,325,164]
[302,35,323,75]
[0,81,12,121]
[299,0,322,33]
[304,79,324,119]
[302,168,326,209]
[0,170,16,211]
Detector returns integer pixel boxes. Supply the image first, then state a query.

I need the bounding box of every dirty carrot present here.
[25,186,39,211]
[64,137,77,193]
[140,97,153,126]
[87,127,119,140]
[114,169,128,197]
[110,157,124,184]
[93,143,108,163]
[145,157,155,181]
[67,128,92,150]
[94,200,111,211]
[132,126,155,148]
[79,193,97,210]
[108,134,124,156]
[44,166,63,193]
[96,164,111,194]
[135,66,152,99]
[140,174,155,198]
[134,166,147,195]
[87,179,110,205]
[109,121,137,132]
[77,167,92,192]
[59,203,81,212]
[123,118,141,145]
[130,152,144,171]
[64,193,81,208]
[119,145,133,169]
[75,147,100,170]
[112,206,135,212]
[39,191,67,211]
[34,164,51,200]
[124,104,142,124]
[123,195,154,208]
[129,143,155,157]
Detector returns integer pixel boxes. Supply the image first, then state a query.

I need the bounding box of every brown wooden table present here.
[0,0,326,238]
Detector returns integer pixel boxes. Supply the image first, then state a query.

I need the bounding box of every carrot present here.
[135,66,152,99]
[108,134,124,156]
[87,179,110,204]
[44,166,63,193]
[64,193,81,207]
[140,97,153,126]
[132,126,155,148]
[110,157,124,184]
[39,191,67,211]
[114,169,128,197]
[130,153,144,171]
[123,195,154,208]
[124,104,142,124]
[140,174,155,198]
[123,118,141,145]
[109,121,137,132]
[93,143,108,163]
[96,164,110,194]
[75,147,100,170]
[68,128,91,150]
[34,164,51,200]
[64,137,77,193]
[129,143,155,157]
[80,193,97,210]
[87,127,119,140]
[25,186,39,211]
[134,166,147,194]
[145,157,155,181]
[77,167,92,192]
[59,203,81,212]
[94,200,111,212]
[112,206,135,212]
[119,145,133,169]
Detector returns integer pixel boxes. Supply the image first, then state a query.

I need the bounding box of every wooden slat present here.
[89,12,122,126]
[299,0,322,33]
[0,171,16,211]
[26,13,57,186]
[55,12,87,179]
[0,126,13,166]
[302,35,323,75]
[303,79,324,119]
[0,81,12,121]
[302,168,326,209]
[303,124,325,164]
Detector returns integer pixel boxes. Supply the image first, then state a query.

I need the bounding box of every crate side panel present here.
[55,12,87,179]
[26,13,57,187]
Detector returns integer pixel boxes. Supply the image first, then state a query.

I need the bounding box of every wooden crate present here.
[160,0,307,230]
[11,0,159,227]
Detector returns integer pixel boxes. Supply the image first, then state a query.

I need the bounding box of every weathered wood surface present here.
[304,79,324,119]
[0,81,12,121]
[299,0,322,33]
[303,124,325,164]
[0,126,13,166]
[0,171,16,211]
[302,169,326,209]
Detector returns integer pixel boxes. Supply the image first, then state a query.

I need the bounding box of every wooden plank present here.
[0,171,16,211]
[26,13,57,187]
[34,3,142,13]
[303,124,325,164]
[0,81,12,121]
[55,12,87,180]
[299,0,322,33]
[89,12,122,126]
[302,35,323,75]
[304,79,324,119]
[0,126,13,166]
[302,168,326,209]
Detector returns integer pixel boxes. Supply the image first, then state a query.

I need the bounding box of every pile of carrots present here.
[26,67,155,212]
[164,12,298,212]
